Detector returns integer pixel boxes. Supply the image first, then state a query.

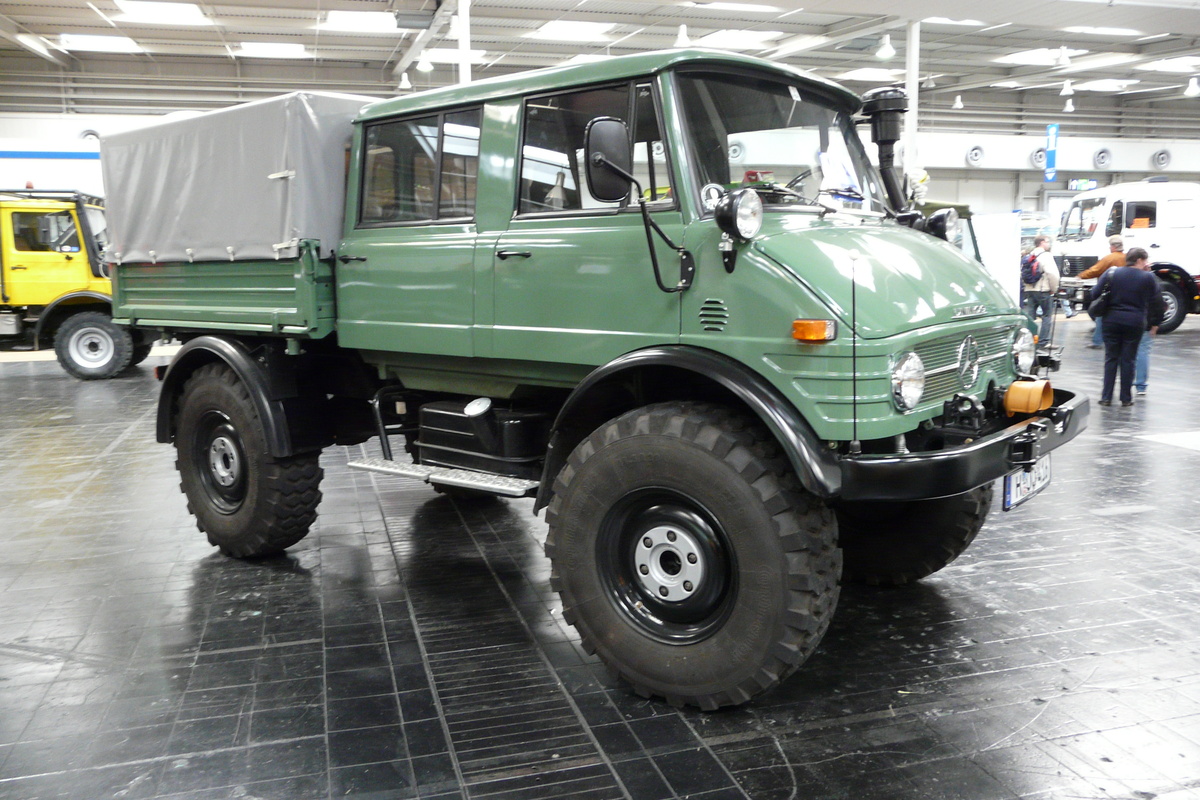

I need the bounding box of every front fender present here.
[32,291,111,348]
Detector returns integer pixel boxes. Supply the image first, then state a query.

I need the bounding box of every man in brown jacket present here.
[1080,235,1125,347]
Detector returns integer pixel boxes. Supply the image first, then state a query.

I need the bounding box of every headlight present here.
[714,188,763,240]
[1013,327,1036,374]
[891,351,925,410]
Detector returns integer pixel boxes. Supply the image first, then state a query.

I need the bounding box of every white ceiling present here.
[0,0,1198,138]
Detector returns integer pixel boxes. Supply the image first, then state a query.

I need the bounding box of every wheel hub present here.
[634,525,706,602]
[69,327,112,366]
[208,435,241,487]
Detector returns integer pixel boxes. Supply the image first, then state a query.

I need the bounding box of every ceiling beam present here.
[392,0,456,79]
[0,12,71,67]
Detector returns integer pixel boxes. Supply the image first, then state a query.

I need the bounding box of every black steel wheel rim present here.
[596,488,736,644]
[194,410,247,514]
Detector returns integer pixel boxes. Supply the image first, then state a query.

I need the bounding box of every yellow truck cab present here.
[0,190,150,378]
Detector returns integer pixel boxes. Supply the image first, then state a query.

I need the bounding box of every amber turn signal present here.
[1004,379,1053,417]
[792,319,836,342]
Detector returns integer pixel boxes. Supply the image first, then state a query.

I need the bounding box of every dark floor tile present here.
[330,760,418,799]
[329,724,408,767]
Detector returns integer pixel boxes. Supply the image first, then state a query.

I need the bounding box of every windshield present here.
[1059,197,1105,240]
[676,71,886,215]
[85,207,109,253]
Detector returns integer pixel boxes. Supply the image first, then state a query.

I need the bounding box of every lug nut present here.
[666,530,677,542]
[683,581,693,592]
[643,537,652,548]
[687,553,697,564]
[639,564,649,575]
[659,587,669,597]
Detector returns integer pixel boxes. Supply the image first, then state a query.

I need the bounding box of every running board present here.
[346,457,539,498]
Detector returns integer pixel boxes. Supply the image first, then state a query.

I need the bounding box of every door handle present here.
[337,255,367,263]
[9,265,26,270]
[496,249,532,260]
[1149,243,1160,248]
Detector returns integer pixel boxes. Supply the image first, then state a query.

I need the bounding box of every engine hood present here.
[751,215,1019,339]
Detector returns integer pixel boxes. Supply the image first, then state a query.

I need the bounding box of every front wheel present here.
[54,311,133,380]
[1157,281,1187,334]
[175,362,323,557]
[545,403,842,710]
[835,484,993,586]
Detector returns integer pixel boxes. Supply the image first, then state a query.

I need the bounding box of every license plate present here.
[1003,454,1052,510]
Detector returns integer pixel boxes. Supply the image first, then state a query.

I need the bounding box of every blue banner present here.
[1044,124,1058,182]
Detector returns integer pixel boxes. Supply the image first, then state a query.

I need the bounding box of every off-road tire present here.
[835,484,993,586]
[54,311,133,380]
[1157,281,1187,334]
[129,343,154,367]
[545,402,842,710]
[175,362,322,557]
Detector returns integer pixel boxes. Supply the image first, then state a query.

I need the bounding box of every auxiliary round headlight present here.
[1013,327,1036,374]
[891,351,925,410]
[714,188,763,241]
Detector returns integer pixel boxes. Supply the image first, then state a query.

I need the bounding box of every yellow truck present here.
[0,189,150,378]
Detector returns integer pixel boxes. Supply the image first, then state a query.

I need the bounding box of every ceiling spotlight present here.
[415,53,433,72]
[952,94,964,109]
[1064,98,1075,112]
[876,33,895,60]
[399,71,412,90]
[1060,79,1074,96]
[1186,77,1200,97]
[1056,45,1071,67]
[674,24,691,48]
[922,75,936,89]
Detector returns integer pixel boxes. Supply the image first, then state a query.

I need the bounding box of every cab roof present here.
[357,48,861,123]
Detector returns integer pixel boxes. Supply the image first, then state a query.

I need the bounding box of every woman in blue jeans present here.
[1094,248,1162,406]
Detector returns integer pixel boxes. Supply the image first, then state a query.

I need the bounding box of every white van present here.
[1057,179,1200,332]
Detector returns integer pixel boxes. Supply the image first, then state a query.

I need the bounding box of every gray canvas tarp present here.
[102,91,375,265]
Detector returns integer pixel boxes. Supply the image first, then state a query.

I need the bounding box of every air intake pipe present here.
[861,86,910,214]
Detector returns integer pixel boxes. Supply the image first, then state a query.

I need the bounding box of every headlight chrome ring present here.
[891,351,925,410]
[1012,327,1036,374]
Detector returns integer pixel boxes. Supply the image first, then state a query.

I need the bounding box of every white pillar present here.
[903,19,920,172]
[457,0,472,84]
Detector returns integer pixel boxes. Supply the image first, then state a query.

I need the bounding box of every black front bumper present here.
[838,388,1089,502]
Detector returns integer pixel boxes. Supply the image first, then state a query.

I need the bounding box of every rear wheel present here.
[545,402,841,709]
[836,484,993,586]
[129,342,154,366]
[54,311,132,380]
[175,362,323,557]
[1157,281,1187,334]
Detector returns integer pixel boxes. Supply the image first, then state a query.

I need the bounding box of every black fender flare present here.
[32,290,111,348]
[156,336,295,457]
[533,346,842,512]
[1152,262,1198,310]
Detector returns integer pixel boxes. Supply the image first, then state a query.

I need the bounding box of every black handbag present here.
[1088,277,1113,319]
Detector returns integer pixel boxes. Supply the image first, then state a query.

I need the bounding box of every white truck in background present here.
[1056,179,1200,333]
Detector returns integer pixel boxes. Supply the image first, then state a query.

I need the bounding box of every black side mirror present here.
[583,116,632,203]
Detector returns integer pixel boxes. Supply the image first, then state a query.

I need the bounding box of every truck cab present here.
[1057,179,1200,332]
[0,190,150,377]
[106,51,1087,710]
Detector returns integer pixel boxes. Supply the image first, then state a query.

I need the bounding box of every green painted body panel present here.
[112,240,334,337]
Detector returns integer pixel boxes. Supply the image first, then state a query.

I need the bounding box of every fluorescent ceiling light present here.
[1062,25,1141,36]
[836,67,904,82]
[771,34,830,57]
[59,33,143,53]
[561,54,612,66]
[525,20,614,42]
[923,17,984,26]
[1137,56,1200,73]
[990,81,1024,89]
[424,48,488,64]
[317,11,403,33]
[1074,78,1139,91]
[693,29,782,50]
[16,33,52,57]
[113,0,209,25]
[236,42,308,59]
[993,47,1087,66]
[682,1,782,11]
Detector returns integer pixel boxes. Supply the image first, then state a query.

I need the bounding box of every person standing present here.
[1127,249,1165,395]
[1094,247,1160,407]
[1022,235,1060,348]
[1078,235,1126,348]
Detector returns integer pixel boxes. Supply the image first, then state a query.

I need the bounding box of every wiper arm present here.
[818,186,865,201]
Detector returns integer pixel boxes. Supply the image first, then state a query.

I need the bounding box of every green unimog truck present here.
[103,50,1086,710]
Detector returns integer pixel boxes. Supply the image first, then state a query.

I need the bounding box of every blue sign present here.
[1044,124,1058,182]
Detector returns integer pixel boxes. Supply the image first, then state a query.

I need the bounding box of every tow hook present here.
[1010,419,1049,471]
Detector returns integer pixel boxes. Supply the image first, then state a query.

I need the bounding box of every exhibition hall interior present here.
[2,1,1200,798]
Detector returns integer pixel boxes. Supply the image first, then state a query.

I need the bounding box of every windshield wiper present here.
[818,186,865,201]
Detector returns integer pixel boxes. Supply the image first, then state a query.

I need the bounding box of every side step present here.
[347,457,539,498]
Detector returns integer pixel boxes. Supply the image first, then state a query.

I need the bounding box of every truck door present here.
[490,81,682,367]
[1119,197,1193,266]
[2,207,84,306]
[336,108,483,357]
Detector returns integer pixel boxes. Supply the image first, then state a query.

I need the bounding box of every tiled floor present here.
[2,316,1199,800]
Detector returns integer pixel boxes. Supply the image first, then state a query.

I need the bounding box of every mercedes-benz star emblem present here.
[956,335,980,388]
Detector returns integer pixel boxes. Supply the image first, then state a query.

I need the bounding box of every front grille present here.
[914,327,1011,400]
[1056,255,1096,277]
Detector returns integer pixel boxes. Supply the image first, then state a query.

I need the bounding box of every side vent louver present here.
[699,299,729,332]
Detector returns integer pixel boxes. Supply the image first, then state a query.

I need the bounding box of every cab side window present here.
[1126,201,1156,229]
[1104,202,1123,237]
[12,211,78,252]
[360,108,481,226]
[519,85,630,214]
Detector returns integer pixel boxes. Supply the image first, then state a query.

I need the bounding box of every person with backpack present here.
[1021,235,1060,348]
